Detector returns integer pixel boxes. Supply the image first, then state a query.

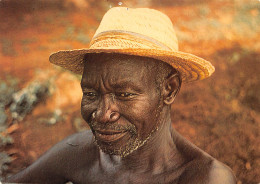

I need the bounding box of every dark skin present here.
[4,54,236,184]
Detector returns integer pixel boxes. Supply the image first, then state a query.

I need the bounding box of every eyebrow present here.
[80,79,143,93]
[80,80,96,90]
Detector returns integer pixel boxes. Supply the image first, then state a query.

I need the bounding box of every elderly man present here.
[4,7,236,184]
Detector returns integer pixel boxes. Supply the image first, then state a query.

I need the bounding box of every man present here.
[4,7,236,184]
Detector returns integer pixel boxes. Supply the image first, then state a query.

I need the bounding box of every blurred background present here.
[0,0,259,183]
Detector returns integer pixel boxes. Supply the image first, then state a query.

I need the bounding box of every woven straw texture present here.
[49,7,215,83]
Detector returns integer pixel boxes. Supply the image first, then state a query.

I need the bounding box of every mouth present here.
[94,129,128,143]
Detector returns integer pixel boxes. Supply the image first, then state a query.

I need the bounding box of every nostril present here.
[110,112,120,121]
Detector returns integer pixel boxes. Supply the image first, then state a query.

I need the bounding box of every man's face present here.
[81,54,164,157]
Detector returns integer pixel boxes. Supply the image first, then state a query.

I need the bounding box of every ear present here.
[162,73,181,105]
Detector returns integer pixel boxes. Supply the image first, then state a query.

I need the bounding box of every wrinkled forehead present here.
[82,53,159,85]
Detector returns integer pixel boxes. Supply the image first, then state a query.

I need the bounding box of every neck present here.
[120,107,183,174]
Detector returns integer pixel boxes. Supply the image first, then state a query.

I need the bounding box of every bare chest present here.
[68,160,185,184]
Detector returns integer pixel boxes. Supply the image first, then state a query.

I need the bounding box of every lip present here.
[95,129,127,142]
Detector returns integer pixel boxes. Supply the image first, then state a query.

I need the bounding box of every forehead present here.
[81,54,158,88]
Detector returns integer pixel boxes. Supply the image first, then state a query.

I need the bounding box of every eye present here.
[83,91,98,100]
[115,92,136,99]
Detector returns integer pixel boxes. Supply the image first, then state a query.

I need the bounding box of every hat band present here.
[90,30,176,51]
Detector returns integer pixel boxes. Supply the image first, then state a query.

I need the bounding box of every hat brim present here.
[49,48,215,83]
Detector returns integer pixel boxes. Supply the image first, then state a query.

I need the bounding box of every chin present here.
[96,137,142,157]
[95,129,157,158]
[93,131,135,157]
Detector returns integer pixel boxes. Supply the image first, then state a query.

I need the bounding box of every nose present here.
[93,94,120,123]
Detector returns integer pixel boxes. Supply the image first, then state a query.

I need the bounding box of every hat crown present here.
[91,7,178,51]
[49,7,215,83]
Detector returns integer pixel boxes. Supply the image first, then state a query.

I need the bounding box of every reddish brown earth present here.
[0,0,259,183]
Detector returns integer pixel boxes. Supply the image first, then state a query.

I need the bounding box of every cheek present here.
[119,98,149,117]
[136,96,160,115]
[81,99,96,123]
[120,97,160,130]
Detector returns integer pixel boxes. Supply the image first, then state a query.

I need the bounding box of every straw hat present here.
[49,7,215,83]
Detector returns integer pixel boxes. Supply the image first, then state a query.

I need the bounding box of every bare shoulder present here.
[37,130,96,161]
[207,160,236,184]
[38,129,98,169]
[56,130,99,168]
[4,130,97,183]
[174,130,236,184]
[179,156,236,184]
[65,129,95,147]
